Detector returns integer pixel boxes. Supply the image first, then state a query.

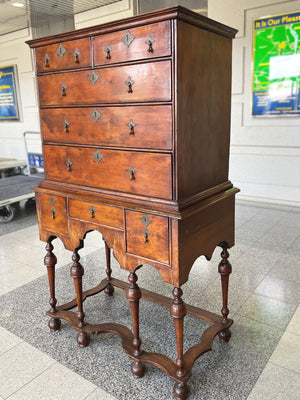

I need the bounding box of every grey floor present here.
[0,202,299,399]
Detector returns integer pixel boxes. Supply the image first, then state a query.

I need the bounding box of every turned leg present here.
[126,271,145,378]
[70,248,90,347]
[170,287,189,399]
[44,239,61,331]
[103,238,114,296]
[218,243,232,342]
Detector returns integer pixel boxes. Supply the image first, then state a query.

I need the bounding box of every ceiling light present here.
[12,1,25,7]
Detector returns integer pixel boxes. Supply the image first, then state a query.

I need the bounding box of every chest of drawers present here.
[27,6,238,399]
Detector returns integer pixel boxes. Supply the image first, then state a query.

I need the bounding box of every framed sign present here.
[252,11,300,116]
[0,65,21,121]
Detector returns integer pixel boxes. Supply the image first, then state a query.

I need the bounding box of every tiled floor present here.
[0,202,299,399]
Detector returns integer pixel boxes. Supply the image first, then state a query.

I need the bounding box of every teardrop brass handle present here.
[65,158,72,171]
[125,77,134,93]
[104,44,112,60]
[61,83,67,96]
[51,207,56,219]
[144,231,148,243]
[63,119,70,133]
[89,205,95,219]
[145,34,155,53]
[44,53,50,67]
[127,166,136,180]
[73,49,80,64]
[127,119,136,135]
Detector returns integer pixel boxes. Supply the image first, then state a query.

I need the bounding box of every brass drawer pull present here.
[89,205,95,219]
[140,214,152,243]
[73,48,80,63]
[145,35,155,53]
[44,53,50,67]
[127,119,136,135]
[63,119,70,132]
[143,231,149,243]
[60,83,67,96]
[127,166,136,180]
[49,196,56,219]
[65,158,72,171]
[51,208,56,219]
[104,44,112,60]
[125,76,134,93]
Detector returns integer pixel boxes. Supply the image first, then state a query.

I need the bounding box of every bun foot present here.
[219,328,231,342]
[48,318,61,331]
[77,332,90,347]
[131,361,145,378]
[104,283,114,296]
[173,382,189,399]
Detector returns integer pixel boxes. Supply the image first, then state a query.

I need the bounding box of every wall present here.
[0,0,137,160]
[208,0,300,207]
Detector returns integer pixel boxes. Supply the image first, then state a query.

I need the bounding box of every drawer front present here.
[43,145,172,200]
[125,210,169,264]
[40,105,172,150]
[94,21,171,66]
[38,60,171,105]
[38,193,68,234]
[69,199,123,229]
[35,38,91,72]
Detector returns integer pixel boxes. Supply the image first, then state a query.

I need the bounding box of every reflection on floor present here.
[0,203,299,400]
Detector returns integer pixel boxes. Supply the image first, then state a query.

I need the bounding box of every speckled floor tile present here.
[0,249,286,400]
[0,341,56,398]
[85,388,117,400]
[255,275,300,305]
[0,326,23,355]
[247,362,300,400]
[268,253,300,284]
[270,331,300,373]
[236,294,296,330]
[286,305,300,335]
[8,362,97,400]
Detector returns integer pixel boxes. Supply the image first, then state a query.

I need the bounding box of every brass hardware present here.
[88,70,99,86]
[56,43,66,58]
[125,76,134,93]
[60,83,67,96]
[92,149,104,163]
[121,30,135,47]
[90,108,102,122]
[73,48,80,63]
[49,196,56,206]
[51,207,56,219]
[127,119,136,135]
[127,166,136,180]
[145,34,155,53]
[89,205,96,219]
[140,215,151,243]
[104,44,112,60]
[143,231,149,243]
[44,53,50,67]
[65,158,72,171]
[63,119,70,132]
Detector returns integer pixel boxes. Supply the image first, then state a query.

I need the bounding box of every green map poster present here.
[253,11,300,116]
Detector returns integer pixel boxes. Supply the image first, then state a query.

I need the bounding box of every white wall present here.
[0,0,136,160]
[208,0,300,207]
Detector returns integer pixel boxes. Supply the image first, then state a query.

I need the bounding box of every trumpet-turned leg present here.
[44,239,61,331]
[70,248,90,347]
[170,287,189,399]
[126,271,145,378]
[218,243,232,342]
[103,238,114,296]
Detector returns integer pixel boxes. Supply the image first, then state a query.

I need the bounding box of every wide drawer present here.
[38,60,171,105]
[69,199,123,229]
[35,38,91,72]
[125,210,169,264]
[40,105,172,150]
[43,145,172,200]
[93,21,171,65]
[38,193,68,234]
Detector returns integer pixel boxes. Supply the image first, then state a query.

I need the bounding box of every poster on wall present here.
[252,11,300,116]
[0,65,21,121]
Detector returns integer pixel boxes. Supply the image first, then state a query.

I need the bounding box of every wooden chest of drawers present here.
[27,7,238,399]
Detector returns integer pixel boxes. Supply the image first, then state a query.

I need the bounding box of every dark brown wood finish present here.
[27,7,238,399]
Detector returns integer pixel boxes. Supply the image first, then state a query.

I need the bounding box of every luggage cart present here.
[0,132,43,223]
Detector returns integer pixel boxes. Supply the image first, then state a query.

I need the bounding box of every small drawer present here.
[37,60,171,105]
[43,144,172,200]
[69,199,123,229]
[93,21,171,66]
[35,38,91,72]
[38,193,68,234]
[40,105,172,150]
[125,210,169,264]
